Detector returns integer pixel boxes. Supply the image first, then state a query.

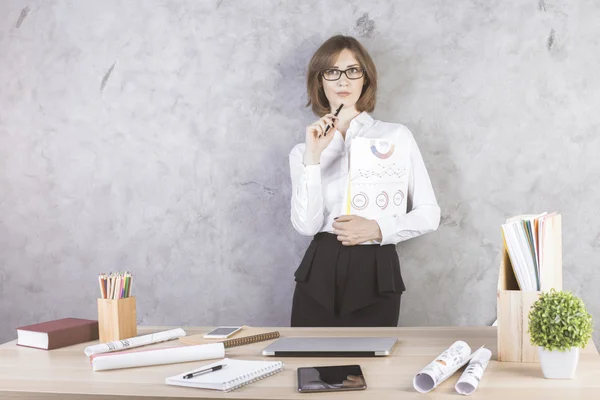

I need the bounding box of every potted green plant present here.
[528,289,593,379]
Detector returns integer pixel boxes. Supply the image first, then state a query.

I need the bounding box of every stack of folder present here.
[500,212,562,291]
[497,212,562,363]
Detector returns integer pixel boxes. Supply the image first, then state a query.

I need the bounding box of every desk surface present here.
[0,326,598,399]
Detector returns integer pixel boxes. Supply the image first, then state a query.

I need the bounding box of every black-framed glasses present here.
[321,67,365,81]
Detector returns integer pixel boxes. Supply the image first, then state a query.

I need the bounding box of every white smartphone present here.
[203,326,243,339]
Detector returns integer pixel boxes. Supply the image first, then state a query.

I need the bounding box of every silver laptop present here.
[262,337,397,357]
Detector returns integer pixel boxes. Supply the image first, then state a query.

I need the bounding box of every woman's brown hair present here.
[306,35,377,116]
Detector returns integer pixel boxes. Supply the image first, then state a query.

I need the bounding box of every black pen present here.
[183,364,225,379]
[323,103,344,137]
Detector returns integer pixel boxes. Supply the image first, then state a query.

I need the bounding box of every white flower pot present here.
[538,346,580,379]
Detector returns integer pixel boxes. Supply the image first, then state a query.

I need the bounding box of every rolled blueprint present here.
[455,348,492,395]
[84,328,187,356]
[413,341,473,393]
[91,343,225,371]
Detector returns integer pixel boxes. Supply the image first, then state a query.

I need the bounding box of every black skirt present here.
[291,232,406,327]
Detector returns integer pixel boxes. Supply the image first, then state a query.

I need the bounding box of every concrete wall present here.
[1,0,599,347]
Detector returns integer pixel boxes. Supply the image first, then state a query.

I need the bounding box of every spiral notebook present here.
[222,331,280,348]
[165,358,284,392]
[179,328,280,347]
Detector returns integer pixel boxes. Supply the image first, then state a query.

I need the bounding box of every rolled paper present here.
[455,348,492,395]
[84,328,187,356]
[413,341,473,393]
[91,343,225,371]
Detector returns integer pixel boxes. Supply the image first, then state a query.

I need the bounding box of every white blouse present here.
[289,111,440,246]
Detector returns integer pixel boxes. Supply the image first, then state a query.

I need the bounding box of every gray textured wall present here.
[1,0,599,347]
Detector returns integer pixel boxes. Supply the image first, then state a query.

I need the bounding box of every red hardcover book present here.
[16,318,99,350]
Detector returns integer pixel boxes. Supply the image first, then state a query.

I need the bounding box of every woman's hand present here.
[303,113,338,165]
[332,215,383,246]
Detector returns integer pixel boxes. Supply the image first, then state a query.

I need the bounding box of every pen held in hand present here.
[320,103,344,138]
[183,364,225,379]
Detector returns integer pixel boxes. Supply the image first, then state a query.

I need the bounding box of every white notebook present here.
[165,358,284,392]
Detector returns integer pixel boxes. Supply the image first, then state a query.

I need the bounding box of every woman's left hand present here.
[332,215,382,246]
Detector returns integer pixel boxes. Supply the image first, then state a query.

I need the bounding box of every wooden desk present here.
[0,326,598,399]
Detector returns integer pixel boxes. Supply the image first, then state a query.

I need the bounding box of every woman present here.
[289,35,440,327]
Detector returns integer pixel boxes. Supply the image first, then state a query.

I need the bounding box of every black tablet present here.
[297,365,367,393]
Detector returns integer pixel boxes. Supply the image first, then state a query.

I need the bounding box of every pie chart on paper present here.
[370,140,395,159]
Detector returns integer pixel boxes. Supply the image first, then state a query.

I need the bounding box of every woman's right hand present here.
[303,113,338,165]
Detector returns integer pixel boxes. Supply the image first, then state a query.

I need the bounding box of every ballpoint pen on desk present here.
[322,103,344,137]
[183,364,226,379]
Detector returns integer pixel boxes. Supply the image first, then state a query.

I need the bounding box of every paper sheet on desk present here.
[90,343,224,371]
[413,341,484,393]
[345,138,409,245]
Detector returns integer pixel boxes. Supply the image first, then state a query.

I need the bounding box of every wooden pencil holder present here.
[97,296,137,343]
[497,215,562,363]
